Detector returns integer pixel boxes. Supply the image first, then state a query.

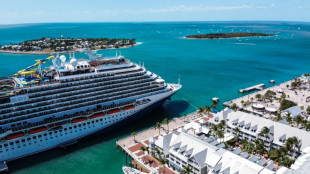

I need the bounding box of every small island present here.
[185,32,275,39]
[0,37,137,55]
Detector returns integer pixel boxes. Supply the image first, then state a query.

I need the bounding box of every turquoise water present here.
[0,22,310,173]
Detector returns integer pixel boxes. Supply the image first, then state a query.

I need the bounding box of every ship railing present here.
[0,100,138,134]
[0,86,165,127]
[0,84,162,122]
[27,71,146,96]
[26,77,152,103]
[59,67,142,84]
[18,75,148,106]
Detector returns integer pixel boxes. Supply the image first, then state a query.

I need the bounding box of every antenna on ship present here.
[142,61,144,68]
[178,74,181,87]
[115,50,118,57]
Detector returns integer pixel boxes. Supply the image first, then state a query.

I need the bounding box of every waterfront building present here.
[152,131,282,174]
[207,109,310,153]
[0,50,181,163]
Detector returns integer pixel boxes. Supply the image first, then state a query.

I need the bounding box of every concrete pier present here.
[239,83,265,93]
[116,112,201,174]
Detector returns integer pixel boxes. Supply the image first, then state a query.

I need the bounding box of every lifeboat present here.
[29,127,48,134]
[123,105,135,111]
[91,113,105,119]
[108,109,121,115]
[72,117,87,123]
[5,132,25,140]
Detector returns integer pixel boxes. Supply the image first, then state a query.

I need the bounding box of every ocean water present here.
[0,22,310,174]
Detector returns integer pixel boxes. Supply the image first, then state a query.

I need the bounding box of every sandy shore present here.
[0,42,143,55]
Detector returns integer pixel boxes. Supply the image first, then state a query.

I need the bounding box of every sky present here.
[0,0,309,24]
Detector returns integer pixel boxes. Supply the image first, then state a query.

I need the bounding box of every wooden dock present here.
[239,83,265,93]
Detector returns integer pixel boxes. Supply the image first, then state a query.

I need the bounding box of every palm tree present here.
[183,165,192,174]
[294,115,303,126]
[198,107,204,116]
[162,118,170,131]
[233,127,241,142]
[259,126,270,140]
[155,122,161,135]
[218,120,226,131]
[285,113,293,124]
[231,103,238,111]
[275,112,282,121]
[211,124,218,137]
[217,131,224,143]
[131,131,137,142]
[205,106,212,115]
[212,100,219,109]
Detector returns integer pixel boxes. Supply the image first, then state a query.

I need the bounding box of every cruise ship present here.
[0,50,181,163]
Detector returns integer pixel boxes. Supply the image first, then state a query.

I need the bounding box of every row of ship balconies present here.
[28,71,148,98]
[0,85,167,127]
[0,67,145,109]
[0,99,139,134]
[0,69,147,109]
[29,67,143,95]
[0,76,154,115]
[0,81,160,120]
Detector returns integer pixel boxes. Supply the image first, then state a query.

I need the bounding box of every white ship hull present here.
[0,85,180,162]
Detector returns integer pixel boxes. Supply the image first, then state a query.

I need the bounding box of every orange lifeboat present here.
[123,105,135,111]
[108,109,121,114]
[5,132,25,140]
[72,117,87,123]
[91,113,105,119]
[29,127,48,134]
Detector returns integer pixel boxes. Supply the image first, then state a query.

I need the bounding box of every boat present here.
[29,127,48,134]
[123,105,135,110]
[0,49,181,164]
[90,113,105,119]
[5,132,25,140]
[72,117,88,123]
[122,166,148,174]
[108,109,121,114]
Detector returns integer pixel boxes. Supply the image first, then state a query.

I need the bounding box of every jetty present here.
[116,112,201,174]
[238,83,265,93]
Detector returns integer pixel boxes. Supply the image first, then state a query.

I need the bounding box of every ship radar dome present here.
[70,58,78,67]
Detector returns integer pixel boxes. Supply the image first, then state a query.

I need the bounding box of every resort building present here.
[281,106,302,118]
[152,131,282,174]
[207,109,310,153]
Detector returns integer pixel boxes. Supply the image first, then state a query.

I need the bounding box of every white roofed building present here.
[207,108,310,153]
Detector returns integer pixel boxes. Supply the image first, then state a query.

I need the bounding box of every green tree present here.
[212,100,219,109]
[155,122,161,135]
[233,127,241,142]
[280,99,297,111]
[285,113,293,125]
[255,94,262,100]
[307,106,310,114]
[162,118,171,131]
[294,115,303,126]
[198,107,204,116]
[217,131,224,143]
[131,132,137,142]
[204,106,212,115]
[231,103,238,111]
[183,165,192,174]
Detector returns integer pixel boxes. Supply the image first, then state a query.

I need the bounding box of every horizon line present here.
[1,20,310,26]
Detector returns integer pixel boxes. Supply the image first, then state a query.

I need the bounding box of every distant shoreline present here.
[185,32,275,39]
[0,42,142,55]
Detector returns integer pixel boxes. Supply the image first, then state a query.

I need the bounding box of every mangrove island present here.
[186,32,275,39]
